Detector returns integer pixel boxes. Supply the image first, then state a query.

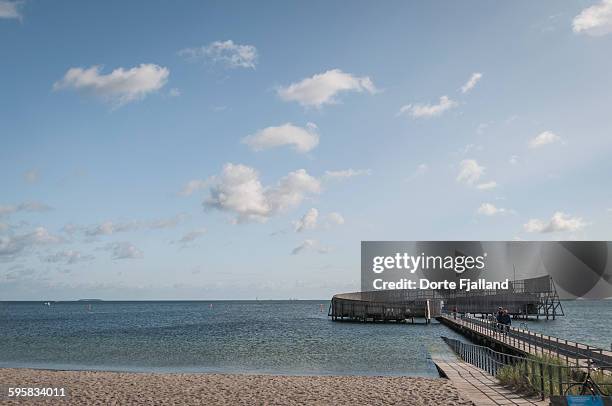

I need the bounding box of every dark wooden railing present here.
[439,314,612,368]
[441,336,612,400]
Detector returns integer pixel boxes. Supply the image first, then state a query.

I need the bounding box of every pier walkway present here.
[437,315,612,369]
[433,355,547,406]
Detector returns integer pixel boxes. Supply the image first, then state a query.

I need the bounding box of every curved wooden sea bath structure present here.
[329,276,564,323]
[328,289,443,323]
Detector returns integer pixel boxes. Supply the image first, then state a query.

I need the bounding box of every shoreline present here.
[0,365,441,377]
[0,368,473,405]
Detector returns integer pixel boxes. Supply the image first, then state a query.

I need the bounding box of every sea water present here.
[0,300,609,375]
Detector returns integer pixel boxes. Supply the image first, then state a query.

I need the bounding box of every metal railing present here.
[441,314,612,368]
[441,336,612,400]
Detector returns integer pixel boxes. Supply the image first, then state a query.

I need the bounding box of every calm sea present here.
[0,300,609,376]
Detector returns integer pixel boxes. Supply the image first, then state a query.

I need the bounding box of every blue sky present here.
[1,0,612,300]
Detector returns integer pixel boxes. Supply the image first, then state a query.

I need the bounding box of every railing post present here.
[575,342,579,367]
[557,365,562,397]
[495,351,499,376]
[547,363,553,397]
[539,361,545,400]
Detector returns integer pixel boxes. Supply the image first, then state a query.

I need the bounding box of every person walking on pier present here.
[500,309,512,333]
[495,307,504,331]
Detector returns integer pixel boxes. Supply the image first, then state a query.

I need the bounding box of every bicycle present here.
[564,367,610,397]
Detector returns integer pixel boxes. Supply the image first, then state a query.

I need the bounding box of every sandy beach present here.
[0,368,474,405]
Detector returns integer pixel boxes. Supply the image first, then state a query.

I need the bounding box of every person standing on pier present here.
[496,307,504,331]
[501,309,512,332]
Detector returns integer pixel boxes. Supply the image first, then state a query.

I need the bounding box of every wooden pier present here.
[437,314,612,369]
[432,354,548,405]
[438,336,612,402]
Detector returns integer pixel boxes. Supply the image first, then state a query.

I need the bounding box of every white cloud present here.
[204,163,321,223]
[23,169,40,184]
[291,239,330,255]
[84,215,185,237]
[456,144,484,156]
[461,72,483,93]
[0,227,62,258]
[180,179,211,197]
[0,201,52,217]
[3,267,36,281]
[179,40,258,69]
[266,169,322,213]
[327,212,345,226]
[0,1,21,19]
[277,69,376,108]
[323,168,371,181]
[573,0,612,36]
[415,163,429,173]
[86,221,132,236]
[61,224,79,235]
[243,123,319,153]
[523,212,586,233]
[204,164,269,223]
[407,163,429,181]
[176,229,206,244]
[476,123,489,135]
[148,215,187,229]
[509,155,519,165]
[24,227,62,244]
[292,209,345,232]
[476,181,497,190]
[477,203,506,216]
[529,131,562,148]
[18,201,51,212]
[168,88,181,97]
[53,64,169,106]
[104,242,143,260]
[397,96,457,119]
[294,208,319,232]
[456,159,485,186]
[43,250,94,265]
